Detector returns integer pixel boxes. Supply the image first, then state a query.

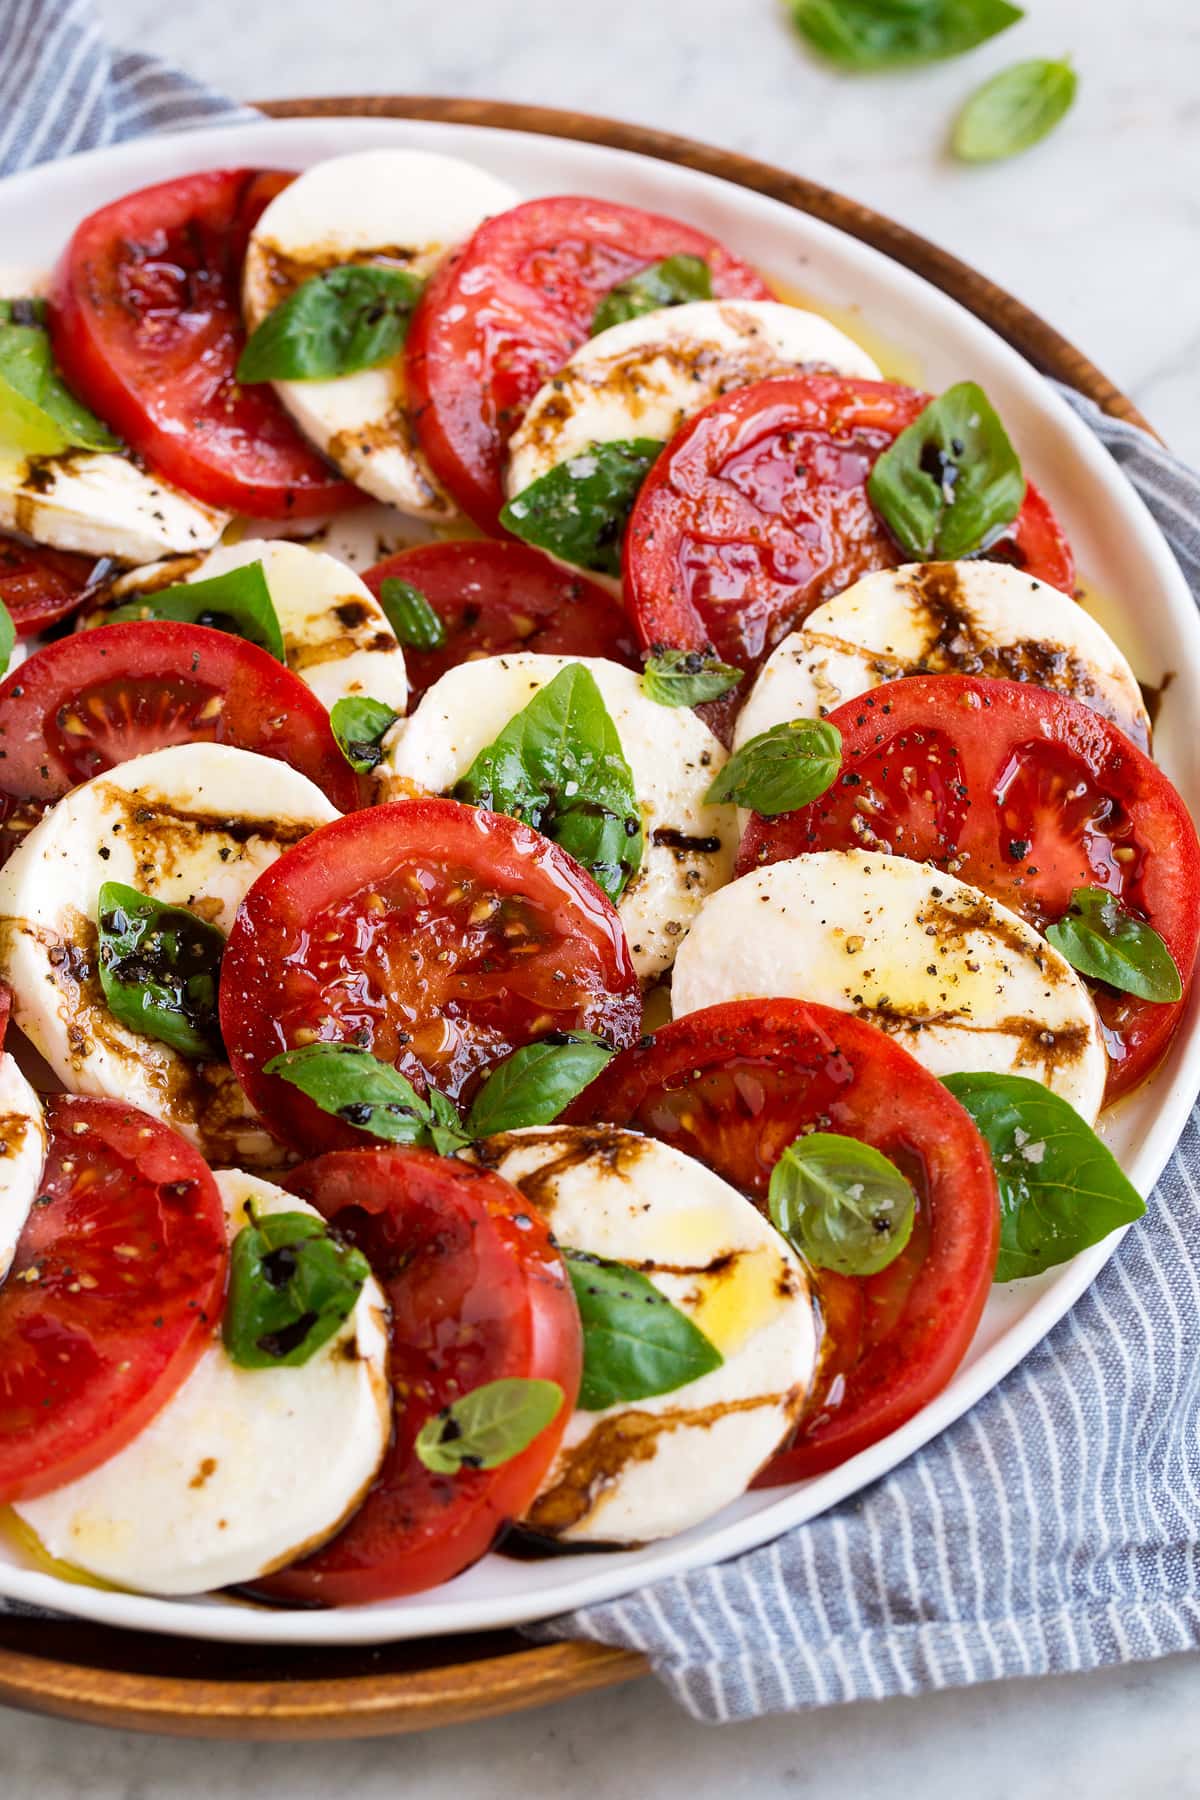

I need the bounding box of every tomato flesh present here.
[0,536,104,638]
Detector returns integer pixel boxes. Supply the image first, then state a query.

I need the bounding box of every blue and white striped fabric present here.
[4,0,1200,1725]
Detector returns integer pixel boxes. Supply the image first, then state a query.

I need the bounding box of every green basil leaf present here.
[1045,887,1182,1004]
[264,1042,469,1149]
[768,1132,916,1277]
[788,0,1022,70]
[641,648,743,708]
[867,381,1024,560]
[563,1250,723,1410]
[591,254,714,336]
[427,1087,473,1156]
[0,598,13,678]
[414,1377,564,1474]
[0,300,121,457]
[464,1033,615,1139]
[330,696,400,774]
[500,439,663,579]
[953,57,1077,163]
[237,266,424,383]
[104,560,286,662]
[96,881,225,1060]
[377,576,447,650]
[454,662,643,902]
[223,1205,371,1369]
[704,718,841,814]
[943,1072,1144,1281]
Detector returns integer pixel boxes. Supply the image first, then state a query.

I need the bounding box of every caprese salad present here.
[0,147,1194,1609]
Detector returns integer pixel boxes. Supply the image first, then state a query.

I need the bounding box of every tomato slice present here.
[220,798,642,1154]
[0,1094,227,1504]
[571,997,998,1479]
[406,196,774,531]
[0,536,105,638]
[0,621,358,813]
[255,1147,581,1603]
[738,674,1200,1100]
[363,540,639,706]
[48,170,358,519]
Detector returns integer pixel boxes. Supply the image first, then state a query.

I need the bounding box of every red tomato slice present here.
[0,1094,227,1504]
[220,798,642,1154]
[406,196,774,531]
[363,539,639,707]
[0,621,358,813]
[0,536,105,638]
[256,1147,581,1604]
[48,170,358,519]
[571,997,999,1479]
[738,674,1200,1101]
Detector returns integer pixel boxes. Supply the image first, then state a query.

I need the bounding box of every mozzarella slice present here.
[228,502,450,570]
[0,451,229,566]
[0,742,339,1166]
[735,562,1151,753]
[0,1052,46,1281]
[379,653,737,982]
[475,1126,817,1544]
[15,1169,390,1596]
[242,149,519,520]
[672,849,1107,1122]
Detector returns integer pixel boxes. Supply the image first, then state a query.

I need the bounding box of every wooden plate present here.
[0,94,1155,1740]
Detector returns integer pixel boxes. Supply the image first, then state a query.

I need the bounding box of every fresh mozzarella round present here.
[230,502,444,570]
[378,653,737,981]
[0,1053,46,1282]
[476,1126,817,1545]
[15,1169,390,1596]
[0,743,339,1165]
[735,562,1151,752]
[0,449,229,565]
[672,849,1107,1122]
[242,150,519,520]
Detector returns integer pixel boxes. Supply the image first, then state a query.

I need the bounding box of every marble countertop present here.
[6,0,1200,1789]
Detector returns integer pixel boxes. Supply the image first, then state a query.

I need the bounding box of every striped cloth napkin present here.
[4,0,1200,1725]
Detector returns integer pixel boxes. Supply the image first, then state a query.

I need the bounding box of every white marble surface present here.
[6,0,1200,1788]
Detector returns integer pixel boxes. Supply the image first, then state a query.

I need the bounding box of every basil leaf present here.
[591,254,714,336]
[0,300,121,457]
[105,561,286,663]
[454,662,643,903]
[704,718,841,814]
[330,696,400,774]
[768,1132,915,1277]
[867,381,1024,560]
[428,1087,473,1156]
[237,266,424,383]
[264,1043,469,1149]
[0,598,13,678]
[223,1205,371,1369]
[788,0,1022,70]
[500,439,663,579]
[943,1072,1144,1281]
[563,1250,723,1410]
[641,648,743,708]
[96,881,224,1060]
[377,576,447,650]
[415,1377,564,1475]
[465,1033,615,1139]
[1045,887,1182,1004]
[953,57,1077,164]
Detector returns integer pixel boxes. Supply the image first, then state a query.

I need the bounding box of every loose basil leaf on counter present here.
[464,1033,615,1140]
[500,438,664,579]
[943,1072,1145,1282]
[867,381,1024,560]
[1045,887,1182,1004]
[415,1378,565,1475]
[377,576,447,650]
[0,299,121,457]
[591,254,714,336]
[768,1132,916,1278]
[223,1204,371,1369]
[788,0,1022,70]
[0,598,13,677]
[96,881,225,1060]
[641,647,743,708]
[952,57,1077,164]
[454,662,643,903]
[563,1250,724,1411]
[704,718,841,815]
[105,560,286,663]
[237,265,424,383]
[264,1043,470,1151]
[330,696,400,773]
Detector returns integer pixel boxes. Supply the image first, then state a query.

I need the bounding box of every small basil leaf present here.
[264,1042,467,1148]
[454,662,643,903]
[704,718,841,814]
[789,0,1022,70]
[563,1250,724,1410]
[768,1132,916,1277]
[953,57,1077,164]
[0,598,13,677]
[237,266,424,383]
[867,381,1024,560]
[223,1205,371,1369]
[641,648,743,708]
[427,1087,473,1156]
[465,1033,615,1139]
[377,576,447,650]
[591,254,714,336]
[500,439,663,579]
[414,1377,564,1475]
[96,881,224,1060]
[0,301,121,456]
[330,696,400,774]
[943,1072,1144,1281]
[1045,887,1182,1004]
[104,560,286,662]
